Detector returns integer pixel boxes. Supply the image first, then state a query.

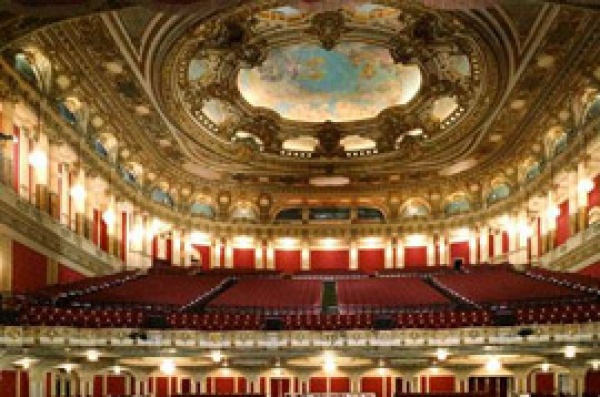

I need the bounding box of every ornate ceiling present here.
[2,0,600,202]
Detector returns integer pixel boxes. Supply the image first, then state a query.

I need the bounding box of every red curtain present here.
[488,233,494,258]
[274,250,302,273]
[535,373,554,394]
[429,376,455,393]
[181,379,192,394]
[330,377,351,393]
[193,245,211,269]
[12,241,47,293]
[58,264,84,284]
[270,378,291,397]
[361,377,383,397]
[309,377,327,393]
[237,378,247,394]
[19,372,29,397]
[358,249,385,273]
[404,246,427,267]
[450,242,470,265]
[588,175,600,208]
[310,250,350,270]
[233,248,256,269]
[166,238,173,265]
[100,217,109,252]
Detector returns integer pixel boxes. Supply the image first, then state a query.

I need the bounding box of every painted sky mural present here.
[237,42,422,122]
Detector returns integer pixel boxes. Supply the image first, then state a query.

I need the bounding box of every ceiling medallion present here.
[305,10,350,51]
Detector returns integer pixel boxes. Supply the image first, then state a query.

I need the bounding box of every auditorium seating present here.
[207,279,322,313]
[433,268,586,307]
[525,267,600,295]
[292,269,367,280]
[337,278,450,313]
[79,274,228,310]
[377,266,456,278]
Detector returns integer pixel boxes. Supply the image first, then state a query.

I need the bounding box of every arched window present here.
[309,207,350,221]
[119,165,137,185]
[487,184,510,205]
[231,206,257,222]
[525,162,542,181]
[191,203,216,219]
[445,196,471,215]
[401,200,430,217]
[552,133,568,156]
[151,188,174,207]
[14,53,38,84]
[584,93,600,121]
[94,139,108,158]
[275,208,303,222]
[57,101,77,125]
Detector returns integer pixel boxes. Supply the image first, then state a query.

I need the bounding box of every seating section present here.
[12,265,600,331]
[80,274,228,309]
[207,279,321,312]
[434,269,586,306]
[30,270,139,301]
[337,278,450,312]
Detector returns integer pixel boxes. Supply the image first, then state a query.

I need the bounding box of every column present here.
[172,229,182,266]
[479,225,490,263]
[350,239,358,270]
[577,161,592,231]
[568,169,578,236]
[396,236,404,268]
[31,133,50,212]
[0,232,12,293]
[531,217,540,263]
[546,190,557,251]
[301,239,310,270]
[255,239,263,269]
[47,139,62,220]
[266,239,275,269]
[0,101,16,188]
[426,235,435,266]
[224,237,233,268]
[493,230,502,260]
[513,210,529,265]
[212,237,221,268]
[438,233,447,266]
[384,237,393,269]
[18,125,30,200]
[469,229,477,264]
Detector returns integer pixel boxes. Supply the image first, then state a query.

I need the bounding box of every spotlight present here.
[211,350,223,364]
[541,362,550,373]
[113,365,122,375]
[485,357,501,372]
[322,351,336,374]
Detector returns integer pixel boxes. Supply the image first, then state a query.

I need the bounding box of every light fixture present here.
[485,357,501,372]
[547,205,560,219]
[429,365,440,374]
[160,359,176,375]
[86,349,99,362]
[129,225,144,243]
[591,360,600,370]
[322,351,337,374]
[578,178,594,194]
[70,183,86,201]
[62,363,74,374]
[102,197,116,226]
[16,357,33,369]
[564,345,576,359]
[28,148,47,169]
[211,350,223,364]
[113,365,122,375]
[541,362,550,373]
[436,348,449,361]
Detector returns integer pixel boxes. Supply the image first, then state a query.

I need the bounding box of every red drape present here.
[361,377,383,397]
[0,371,17,397]
[192,245,211,269]
[555,200,570,246]
[309,378,327,393]
[586,370,600,394]
[535,373,554,394]
[428,376,455,393]
[107,376,126,395]
[215,377,235,393]
[330,377,351,393]
[155,377,169,397]
[449,241,470,265]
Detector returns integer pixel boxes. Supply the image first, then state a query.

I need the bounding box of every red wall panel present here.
[156,377,169,397]
[58,264,85,284]
[0,371,17,397]
[404,246,427,267]
[270,378,290,397]
[181,379,192,394]
[107,376,126,395]
[193,245,211,269]
[166,239,173,265]
[449,241,470,265]
[19,371,29,397]
[12,127,19,193]
[215,377,235,393]
[555,200,570,247]
[358,249,385,273]
[428,376,455,393]
[535,373,554,394]
[12,241,47,294]
[93,376,103,397]
[233,248,256,269]
[310,250,350,270]
[586,370,600,394]
[238,378,247,394]
[274,250,302,273]
[100,217,109,252]
[309,377,327,393]
[488,233,494,258]
[502,232,509,254]
[330,377,351,393]
[588,175,600,209]
[361,377,383,397]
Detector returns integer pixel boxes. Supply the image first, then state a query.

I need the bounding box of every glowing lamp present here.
[564,346,576,359]
[160,359,176,375]
[211,350,223,363]
[547,205,560,219]
[436,348,449,361]
[102,206,116,226]
[86,350,99,362]
[541,362,550,373]
[28,149,47,169]
[578,178,594,194]
[485,357,501,372]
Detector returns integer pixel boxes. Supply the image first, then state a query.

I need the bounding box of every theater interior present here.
[0,1,599,397]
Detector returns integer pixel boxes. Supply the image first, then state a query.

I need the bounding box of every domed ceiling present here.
[7,0,599,200]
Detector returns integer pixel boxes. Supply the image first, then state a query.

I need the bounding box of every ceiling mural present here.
[237,42,422,123]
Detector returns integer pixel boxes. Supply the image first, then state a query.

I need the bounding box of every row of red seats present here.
[337,278,450,311]
[80,274,228,308]
[526,268,600,295]
[30,271,139,300]
[434,269,585,306]
[516,302,600,325]
[17,303,598,330]
[207,279,322,311]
